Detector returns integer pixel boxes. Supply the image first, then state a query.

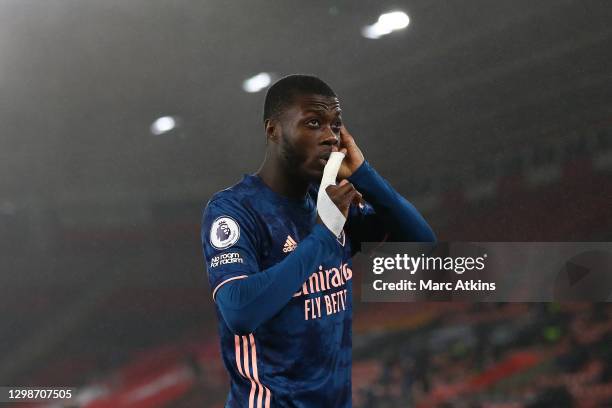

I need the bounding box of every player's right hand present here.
[323,180,362,219]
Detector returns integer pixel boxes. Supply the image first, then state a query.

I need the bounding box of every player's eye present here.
[306,119,320,128]
[331,121,342,133]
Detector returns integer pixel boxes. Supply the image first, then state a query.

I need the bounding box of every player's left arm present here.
[338,126,436,245]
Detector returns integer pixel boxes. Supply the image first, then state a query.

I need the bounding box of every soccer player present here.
[201,75,435,407]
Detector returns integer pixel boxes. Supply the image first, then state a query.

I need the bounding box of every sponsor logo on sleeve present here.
[209,216,240,250]
[210,252,244,268]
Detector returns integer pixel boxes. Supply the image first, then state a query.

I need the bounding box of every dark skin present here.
[256,93,365,218]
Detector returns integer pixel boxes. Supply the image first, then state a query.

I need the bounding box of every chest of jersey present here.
[250,199,353,325]
[254,202,351,268]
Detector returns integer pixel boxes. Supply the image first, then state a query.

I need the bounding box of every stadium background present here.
[1,0,611,406]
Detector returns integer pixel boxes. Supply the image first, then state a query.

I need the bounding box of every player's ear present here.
[264,118,281,144]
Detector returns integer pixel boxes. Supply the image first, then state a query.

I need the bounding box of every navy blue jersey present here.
[202,174,373,408]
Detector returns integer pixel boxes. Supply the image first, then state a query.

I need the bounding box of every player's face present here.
[278,94,342,182]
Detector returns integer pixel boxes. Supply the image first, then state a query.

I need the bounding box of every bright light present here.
[243,72,272,93]
[378,11,410,30]
[362,11,410,39]
[150,116,176,135]
[362,24,392,39]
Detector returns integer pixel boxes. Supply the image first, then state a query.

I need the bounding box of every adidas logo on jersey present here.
[283,235,298,253]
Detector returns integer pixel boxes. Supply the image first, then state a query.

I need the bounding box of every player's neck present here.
[256,157,309,200]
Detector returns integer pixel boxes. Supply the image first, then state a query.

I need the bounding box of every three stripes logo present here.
[235,334,271,407]
[282,235,298,253]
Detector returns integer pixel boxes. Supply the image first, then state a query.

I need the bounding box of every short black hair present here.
[263,74,336,123]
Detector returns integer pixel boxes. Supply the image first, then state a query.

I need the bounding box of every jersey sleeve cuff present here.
[310,223,344,252]
[347,160,375,187]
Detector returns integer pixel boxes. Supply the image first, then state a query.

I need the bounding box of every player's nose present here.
[320,127,339,147]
